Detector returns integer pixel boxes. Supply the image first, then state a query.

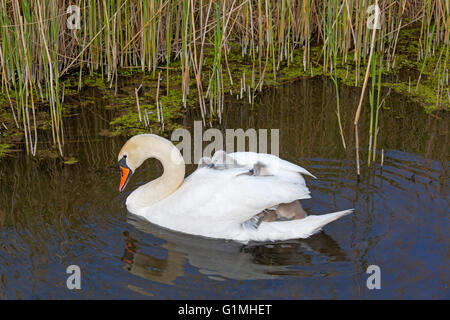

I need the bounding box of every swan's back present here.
[132,150,352,242]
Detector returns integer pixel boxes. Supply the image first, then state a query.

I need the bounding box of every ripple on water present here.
[0,78,447,299]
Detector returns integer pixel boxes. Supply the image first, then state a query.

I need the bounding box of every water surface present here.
[0,77,448,299]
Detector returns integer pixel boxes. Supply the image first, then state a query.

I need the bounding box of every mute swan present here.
[118,134,352,242]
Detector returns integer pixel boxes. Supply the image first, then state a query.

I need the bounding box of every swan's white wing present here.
[136,163,312,239]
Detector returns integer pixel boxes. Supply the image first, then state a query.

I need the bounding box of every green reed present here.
[0,0,447,159]
[325,0,346,150]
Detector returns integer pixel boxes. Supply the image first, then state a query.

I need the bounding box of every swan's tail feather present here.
[306,209,354,234]
[240,209,353,242]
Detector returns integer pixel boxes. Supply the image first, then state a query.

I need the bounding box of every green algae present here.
[63,156,79,165]
[0,144,12,157]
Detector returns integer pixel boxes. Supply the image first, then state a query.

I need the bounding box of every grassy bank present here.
[0,0,448,159]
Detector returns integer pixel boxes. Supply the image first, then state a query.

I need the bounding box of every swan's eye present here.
[123,154,127,158]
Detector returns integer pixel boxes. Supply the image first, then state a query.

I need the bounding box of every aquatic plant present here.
[0,0,447,175]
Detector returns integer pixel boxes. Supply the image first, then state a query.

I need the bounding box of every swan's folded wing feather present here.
[142,166,311,238]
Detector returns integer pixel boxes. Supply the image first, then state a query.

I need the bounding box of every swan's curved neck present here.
[127,135,185,210]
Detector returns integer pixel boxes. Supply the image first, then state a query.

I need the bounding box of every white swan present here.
[118,134,352,242]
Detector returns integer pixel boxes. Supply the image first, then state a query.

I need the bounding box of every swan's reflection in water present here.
[121,230,184,285]
[122,214,348,284]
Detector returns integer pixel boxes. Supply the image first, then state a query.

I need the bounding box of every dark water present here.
[0,77,448,299]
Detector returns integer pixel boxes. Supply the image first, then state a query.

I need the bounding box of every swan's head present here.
[117,135,150,192]
[117,134,184,192]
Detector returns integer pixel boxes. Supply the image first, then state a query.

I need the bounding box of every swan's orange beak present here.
[119,166,132,192]
[118,156,132,192]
